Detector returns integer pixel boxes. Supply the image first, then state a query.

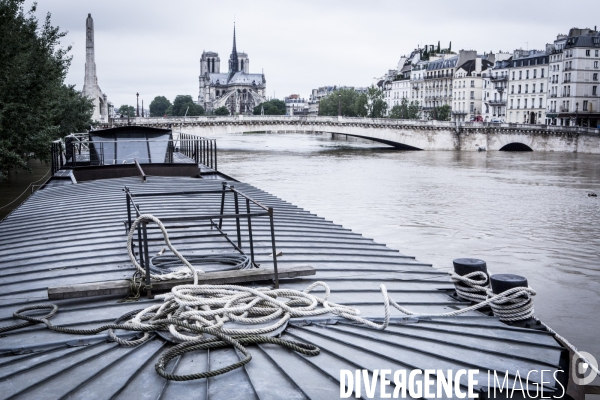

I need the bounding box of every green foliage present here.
[118,105,135,117]
[421,46,429,61]
[213,106,230,116]
[366,85,387,118]
[434,104,451,121]
[389,98,420,120]
[253,99,286,115]
[149,96,171,117]
[437,41,441,53]
[165,105,173,116]
[317,88,367,117]
[52,84,94,136]
[0,0,93,176]
[172,95,204,116]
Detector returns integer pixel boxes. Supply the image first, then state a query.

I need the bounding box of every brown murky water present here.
[215,132,600,366]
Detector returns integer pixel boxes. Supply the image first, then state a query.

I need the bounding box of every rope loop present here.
[449,270,490,302]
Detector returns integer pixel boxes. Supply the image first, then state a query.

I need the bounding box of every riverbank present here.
[0,160,51,220]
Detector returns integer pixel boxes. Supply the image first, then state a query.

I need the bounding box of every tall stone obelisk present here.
[82,13,108,122]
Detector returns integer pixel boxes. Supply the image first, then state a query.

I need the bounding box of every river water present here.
[215,131,600,364]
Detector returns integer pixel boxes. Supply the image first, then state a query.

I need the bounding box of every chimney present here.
[475,57,482,72]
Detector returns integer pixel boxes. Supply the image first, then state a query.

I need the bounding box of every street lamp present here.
[575,102,579,126]
[337,94,341,117]
[136,92,140,117]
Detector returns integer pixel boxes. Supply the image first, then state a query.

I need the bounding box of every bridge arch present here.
[499,142,533,151]
[332,132,422,150]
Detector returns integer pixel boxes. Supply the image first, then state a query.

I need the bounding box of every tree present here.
[149,96,171,117]
[172,95,204,116]
[213,106,230,116]
[0,0,93,177]
[253,99,286,115]
[317,88,367,117]
[390,98,409,119]
[435,104,451,121]
[118,105,135,117]
[449,41,452,52]
[52,84,94,136]
[437,41,441,53]
[407,100,421,119]
[366,85,387,118]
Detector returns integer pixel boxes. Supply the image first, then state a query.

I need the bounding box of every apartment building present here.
[482,54,512,121]
[452,57,493,122]
[547,28,600,127]
[507,50,549,124]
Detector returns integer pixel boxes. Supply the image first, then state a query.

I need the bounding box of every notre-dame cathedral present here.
[198,25,266,115]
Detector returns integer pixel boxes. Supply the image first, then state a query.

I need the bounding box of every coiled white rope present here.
[127,214,204,284]
[448,270,489,302]
[124,214,597,375]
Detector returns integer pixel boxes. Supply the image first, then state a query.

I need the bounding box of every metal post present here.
[246,198,256,267]
[142,221,152,298]
[219,182,226,229]
[125,190,132,230]
[268,207,279,288]
[209,140,213,169]
[195,140,199,164]
[214,141,218,171]
[233,188,242,248]
[72,143,76,168]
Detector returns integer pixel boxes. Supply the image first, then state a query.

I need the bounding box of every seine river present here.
[216,132,600,364]
[0,132,598,372]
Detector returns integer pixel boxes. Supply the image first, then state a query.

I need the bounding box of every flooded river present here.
[216,132,600,363]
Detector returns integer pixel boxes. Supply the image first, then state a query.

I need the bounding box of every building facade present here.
[506,50,549,124]
[452,57,493,122]
[198,25,266,115]
[482,55,512,121]
[546,28,600,127]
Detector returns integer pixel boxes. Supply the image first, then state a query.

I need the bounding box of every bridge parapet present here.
[100,116,600,154]
[107,115,600,136]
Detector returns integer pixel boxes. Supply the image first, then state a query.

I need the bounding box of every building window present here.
[526,70,529,79]
[519,71,522,79]
[470,91,474,99]
[593,86,598,95]
[512,71,515,80]
[539,98,543,108]
[586,50,591,57]
[525,84,528,93]
[470,102,474,113]
[517,99,520,108]
[596,50,599,57]
[532,83,536,93]
[511,85,514,94]
[524,99,528,108]
[583,100,588,110]
[595,61,599,69]
[594,73,599,81]
[518,85,522,94]
[510,99,514,108]
[540,83,544,92]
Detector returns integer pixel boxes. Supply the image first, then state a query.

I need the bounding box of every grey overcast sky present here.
[26,0,600,108]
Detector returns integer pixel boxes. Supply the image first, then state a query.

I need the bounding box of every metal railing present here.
[179,133,217,170]
[51,140,64,175]
[124,181,279,296]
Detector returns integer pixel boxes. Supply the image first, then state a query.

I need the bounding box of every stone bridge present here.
[105,116,600,153]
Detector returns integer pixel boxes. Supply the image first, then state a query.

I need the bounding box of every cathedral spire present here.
[228,23,239,79]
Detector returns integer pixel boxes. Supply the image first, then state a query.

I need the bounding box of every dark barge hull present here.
[0,175,567,399]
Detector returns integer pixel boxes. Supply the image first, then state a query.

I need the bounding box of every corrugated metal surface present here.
[0,176,564,399]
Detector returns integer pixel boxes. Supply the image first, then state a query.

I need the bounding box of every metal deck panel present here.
[0,176,565,398]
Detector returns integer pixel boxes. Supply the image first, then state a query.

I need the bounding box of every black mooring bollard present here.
[490,274,528,294]
[452,258,488,277]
